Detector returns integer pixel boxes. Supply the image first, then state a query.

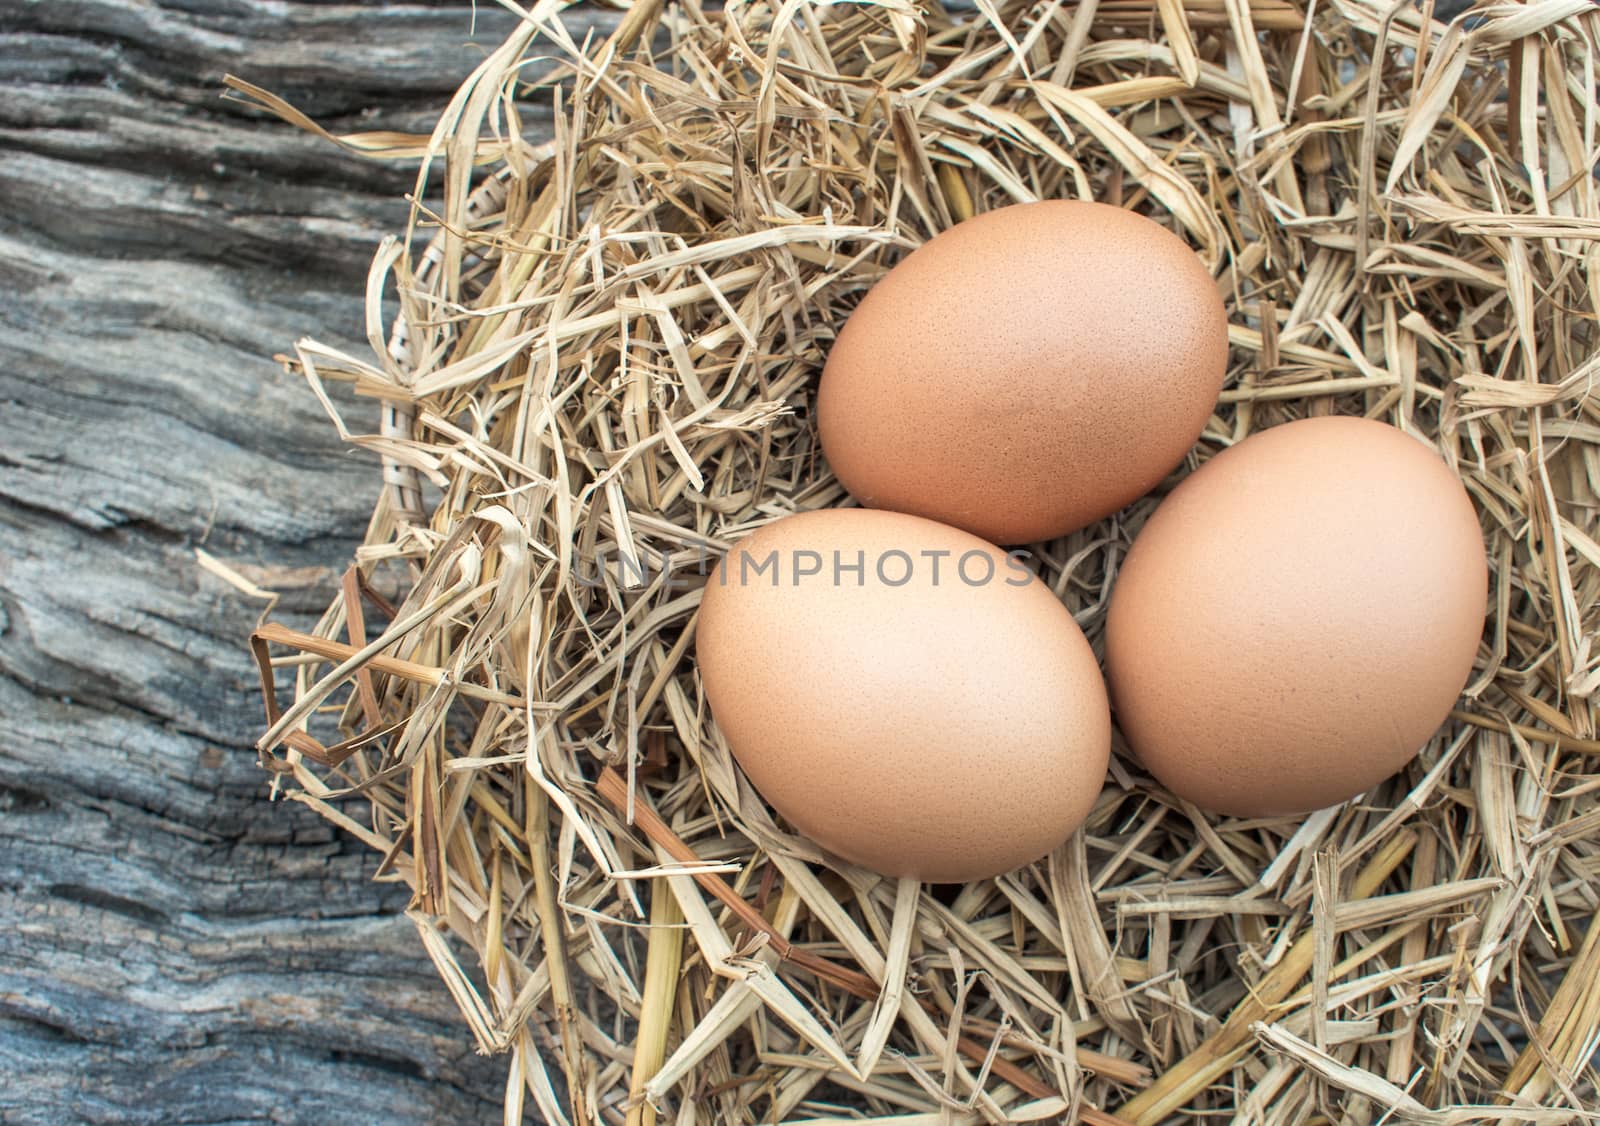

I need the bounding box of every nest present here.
[238,0,1600,1121]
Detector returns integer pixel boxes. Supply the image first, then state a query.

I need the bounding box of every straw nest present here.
[238,0,1600,1121]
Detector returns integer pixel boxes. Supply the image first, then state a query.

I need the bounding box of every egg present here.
[818,199,1229,545]
[696,508,1110,882]
[1105,416,1488,817]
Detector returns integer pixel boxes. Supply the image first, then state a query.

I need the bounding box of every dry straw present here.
[236,0,1599,1120]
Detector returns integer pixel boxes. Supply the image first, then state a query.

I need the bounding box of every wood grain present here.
[0,2,590,1121]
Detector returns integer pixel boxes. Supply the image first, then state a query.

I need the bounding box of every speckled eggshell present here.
[696,507,1110,883]
[817,200,1229,545]
[1105,416,1488,817]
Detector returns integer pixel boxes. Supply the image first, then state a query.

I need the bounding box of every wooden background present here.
[0,2,591,1120]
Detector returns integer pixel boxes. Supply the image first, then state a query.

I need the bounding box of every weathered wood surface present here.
[0,3,606,1121]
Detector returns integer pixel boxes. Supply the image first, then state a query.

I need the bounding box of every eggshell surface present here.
[696,508,1110,882]
[1105,416,1488,816]
[818,200,1229,545]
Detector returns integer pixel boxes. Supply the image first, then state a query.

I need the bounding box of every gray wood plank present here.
[0,2,597,1121]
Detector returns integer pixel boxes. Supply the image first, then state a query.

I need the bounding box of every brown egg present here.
[818,199,1228,545]
[696,508,1110,882]
[1105,416,1488,817]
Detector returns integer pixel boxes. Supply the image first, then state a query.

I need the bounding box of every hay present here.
[238,0,1599,1120]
